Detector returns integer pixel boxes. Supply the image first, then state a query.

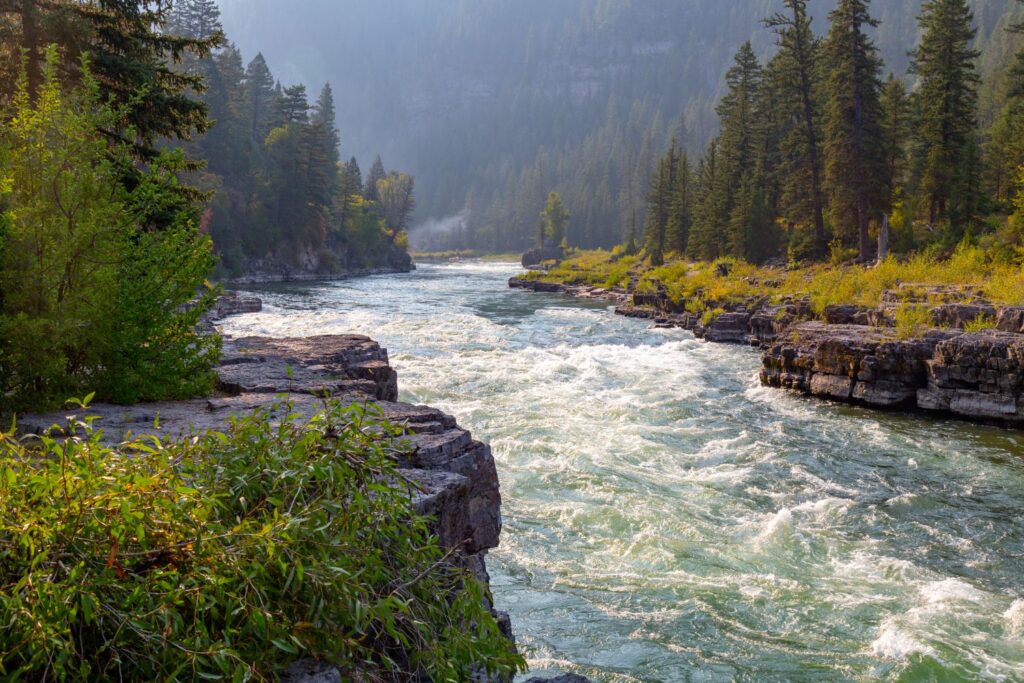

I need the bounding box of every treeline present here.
[242,0,1020,254]
[0,0,413,411]
[168,0,413,277]
[641,0,1024,266]
[0,0,221,411]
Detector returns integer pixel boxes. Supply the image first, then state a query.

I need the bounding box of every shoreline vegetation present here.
[518,246,1024,335]
[1,400,521,681]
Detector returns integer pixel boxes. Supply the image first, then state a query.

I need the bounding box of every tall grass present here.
[528,244,1024,315]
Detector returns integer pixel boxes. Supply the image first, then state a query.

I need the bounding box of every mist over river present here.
[218,261,1024,682]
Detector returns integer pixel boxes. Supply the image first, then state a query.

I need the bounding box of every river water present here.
[219,261,1024,682]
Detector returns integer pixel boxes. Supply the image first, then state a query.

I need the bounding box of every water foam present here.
[871,619,937,660]
[1005,599,1024,636]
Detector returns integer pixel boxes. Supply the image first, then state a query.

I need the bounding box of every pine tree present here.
[689,139,724,261]
[541,191,570,246]
[643,141,681,265]
[880,74,913,210]
[765,0,827,256]
[308,83,341,207]
[823,0,887,262]
[278,84,309,125]
[244,53,276,144]
[911,0,981,228]
[625,209,638,255]
[714,43,764,260]
[665,151,693,255]
[365,156,386,201]
[180,0,222,41]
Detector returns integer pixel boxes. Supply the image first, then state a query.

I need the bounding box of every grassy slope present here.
[524,247,1024,320]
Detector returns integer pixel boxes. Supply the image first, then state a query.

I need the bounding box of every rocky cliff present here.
[17,332,513,680]
[225,242,414,285]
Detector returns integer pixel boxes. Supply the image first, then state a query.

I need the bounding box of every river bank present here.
[510,256,1024,426]
[16,324,536,681]
[217,262,1024,681]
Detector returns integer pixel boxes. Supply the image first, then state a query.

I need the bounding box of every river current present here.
[218,261,1024,683]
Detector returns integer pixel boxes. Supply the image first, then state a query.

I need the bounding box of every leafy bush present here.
[0,399,524,681]
[0,50,217,412]
[964,314,998,333]
[894,305,935,339]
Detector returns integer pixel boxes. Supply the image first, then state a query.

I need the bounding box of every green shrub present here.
[964,314,998,333]
[0,49,217,412]
[894,305,934,339]
[0,399,524,681]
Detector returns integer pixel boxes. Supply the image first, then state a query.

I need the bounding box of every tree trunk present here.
[876,214,890,265]
[858,201,871,263]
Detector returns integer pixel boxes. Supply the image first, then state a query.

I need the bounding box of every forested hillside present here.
[168,0,413,278]
[218,0,1024,252]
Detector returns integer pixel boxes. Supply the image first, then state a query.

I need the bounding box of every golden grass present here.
[525,244,1024,317]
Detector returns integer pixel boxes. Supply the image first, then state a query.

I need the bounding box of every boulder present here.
[521,244,565,268]
[509,276,564,293]
[929,302,996,329]
[701,311,753,344]
[997,307,1024,334]
[210,291,263,320]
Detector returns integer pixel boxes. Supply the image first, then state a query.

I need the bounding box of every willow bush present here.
[0,399,524,681]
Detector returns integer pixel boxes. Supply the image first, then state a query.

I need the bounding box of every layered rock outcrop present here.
[226,242,414,285]
[761,323,1024,424]
[17,333,513,679]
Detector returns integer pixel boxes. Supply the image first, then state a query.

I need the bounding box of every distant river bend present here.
[219,261,1024,683]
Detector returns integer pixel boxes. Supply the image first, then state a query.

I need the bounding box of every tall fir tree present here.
[765,0,827,256]
[644,140,681,265]
[665,151,693,255]
[880,74,913,210]
[365,155,386,201]
[823,0,887,262]
[910,0,981,228]
[714,42,764,260]
[244,53,276,144]
[689,139,724,261]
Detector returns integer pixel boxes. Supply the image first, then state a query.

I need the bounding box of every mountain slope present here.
[218,0,1023,250]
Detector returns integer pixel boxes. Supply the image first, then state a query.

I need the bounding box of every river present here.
[218,260,1024,683]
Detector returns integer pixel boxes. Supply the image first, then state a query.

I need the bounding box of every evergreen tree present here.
[307,83,341,207]
[713,43,764,260]
[643,141,681,265]
[278,84,309,124]
[880,74,913,209]
[365,155,386,201]
[541,191,570,246]
[625,209,638,255]
[244,53,276,144]
[765,0,827,256]
[689,139,725,261]
[665,151,693,255]
[178,0,222,41]
[910,0,981,228]
[823,0,887,262]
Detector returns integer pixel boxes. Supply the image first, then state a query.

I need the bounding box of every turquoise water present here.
[219,261,1024,682]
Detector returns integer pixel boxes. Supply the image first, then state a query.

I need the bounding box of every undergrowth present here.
[525,243,1024,318]
[0,399,524,681]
